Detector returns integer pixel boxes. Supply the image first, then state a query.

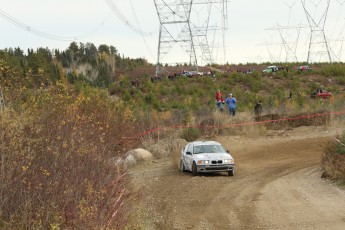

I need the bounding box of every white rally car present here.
[180,140,235,176]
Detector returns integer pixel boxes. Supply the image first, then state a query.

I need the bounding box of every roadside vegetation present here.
[0,57,140,229]
[1,42,345,228]
[322,131,345,184]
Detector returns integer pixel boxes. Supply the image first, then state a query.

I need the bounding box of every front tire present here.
[228,170,234,176]
[192,162,198,176]
[180,160,186,172]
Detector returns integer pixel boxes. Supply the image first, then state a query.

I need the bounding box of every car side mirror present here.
[186,151,192,155]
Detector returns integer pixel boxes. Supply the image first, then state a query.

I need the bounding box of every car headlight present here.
[223,159,234,164]
[197,160,209,165]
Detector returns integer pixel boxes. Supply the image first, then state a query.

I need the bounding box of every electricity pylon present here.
[266,24,307,63]
[153,0,228,77]
[153,0,198,76]
[301,0,332,63]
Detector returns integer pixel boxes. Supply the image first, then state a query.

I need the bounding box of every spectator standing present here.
[225,93,236,116]
[215,89,225,111]
[254,101,263,116]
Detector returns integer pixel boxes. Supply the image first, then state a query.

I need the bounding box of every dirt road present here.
[130,126,345,230]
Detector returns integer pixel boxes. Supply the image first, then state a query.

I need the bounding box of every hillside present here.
[1,45,345,229]
[110,62,345,117]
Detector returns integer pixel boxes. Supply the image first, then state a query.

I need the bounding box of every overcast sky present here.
[1,0,345,64]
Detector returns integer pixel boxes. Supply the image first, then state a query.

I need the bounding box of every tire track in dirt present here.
[130,128,345,230]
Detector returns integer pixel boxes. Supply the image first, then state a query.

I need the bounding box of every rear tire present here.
[228,170,234,176]
[192,162,198,176]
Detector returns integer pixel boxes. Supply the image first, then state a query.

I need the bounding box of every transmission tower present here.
[153,0,197,76]
[190,1,228,66]
[279,26,302,62]
[301,0,332,63]
[266,24,307,63]
[153,0,228,76]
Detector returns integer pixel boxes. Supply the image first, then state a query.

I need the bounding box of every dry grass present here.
[195,111,267,138]
[322,154,345,182]
[322,131,345,182]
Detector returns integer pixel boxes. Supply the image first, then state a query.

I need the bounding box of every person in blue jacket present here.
[225,93,236,116]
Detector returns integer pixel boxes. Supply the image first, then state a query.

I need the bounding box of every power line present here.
[128,0,156,60]
[104,0,153,36]
[0,8,105,41]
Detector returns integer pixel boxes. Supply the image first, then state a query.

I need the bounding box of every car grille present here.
[205,166,229,171]
[211,160,223,164]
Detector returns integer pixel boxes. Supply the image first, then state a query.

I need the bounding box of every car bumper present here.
[196,164,234,173]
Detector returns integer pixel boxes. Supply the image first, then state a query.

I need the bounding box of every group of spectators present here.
[216,89,263,117]
[215,89,237,116]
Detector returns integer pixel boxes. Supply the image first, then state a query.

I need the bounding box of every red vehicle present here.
[298,65,312,71]
[311,89,332,99]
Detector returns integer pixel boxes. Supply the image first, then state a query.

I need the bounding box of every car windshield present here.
[193,144,227,154]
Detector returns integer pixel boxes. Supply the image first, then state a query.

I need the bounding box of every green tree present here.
[98,44,110,54]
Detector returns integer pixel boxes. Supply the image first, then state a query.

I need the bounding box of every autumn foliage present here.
[0,58,139,229]
[322,132,345,183]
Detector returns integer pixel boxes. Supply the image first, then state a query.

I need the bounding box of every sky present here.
[1,0,345,65]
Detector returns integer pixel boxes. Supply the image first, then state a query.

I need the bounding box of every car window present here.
[210,145,227,153]
[187,144,193,153]
[203,145,215,153]
[193,144,227,154]
[193,145,204,154]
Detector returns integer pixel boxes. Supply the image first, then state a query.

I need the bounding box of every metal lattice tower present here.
[153,0,228,76]
[190,3,214,66]
[154,0,197,76]
[301,0,332,63]
[190,1,228,66]
[278,26,301,62]
[266,24,306,63]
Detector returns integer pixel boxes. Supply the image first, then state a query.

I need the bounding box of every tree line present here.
[0,42,152,88]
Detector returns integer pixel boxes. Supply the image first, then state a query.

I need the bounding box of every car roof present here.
[190,140,221,146]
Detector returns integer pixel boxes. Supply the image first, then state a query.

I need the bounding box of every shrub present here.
[0,83,140,229]
[335,75,345,85]
[181,127,200,141]
[320,64,345,77]
[321,131,345,182]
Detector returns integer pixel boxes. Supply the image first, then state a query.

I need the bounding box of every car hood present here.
[193,153,233,160]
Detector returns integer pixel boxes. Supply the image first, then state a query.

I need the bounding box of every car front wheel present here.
[180,160,186,172]
[192,162,198,176]
[228,170,234,176]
